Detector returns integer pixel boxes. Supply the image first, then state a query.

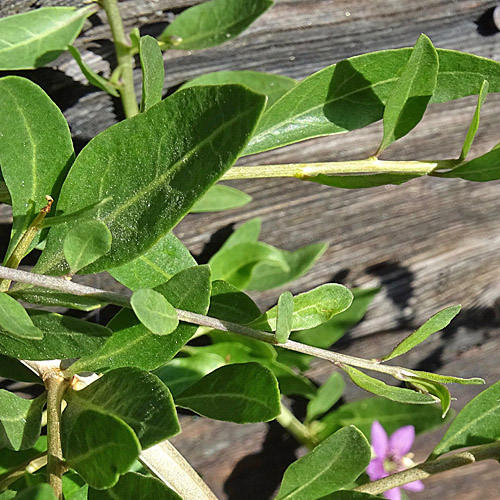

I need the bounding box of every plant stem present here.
[100,0,139,118]
[354,440,500,496]
[44,370,69,500]
[276,405,318,449]
[221,159,457,180]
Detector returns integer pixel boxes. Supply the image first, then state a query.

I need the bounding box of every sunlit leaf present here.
[139,36,164,112]
[438,147,500,181]
[275,291,293,343]
[130,288,179,335]
[190,184,251,212]
[306,372,345,422]
[0,294,43,340]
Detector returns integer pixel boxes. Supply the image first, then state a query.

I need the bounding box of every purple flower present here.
[366,421,424,500]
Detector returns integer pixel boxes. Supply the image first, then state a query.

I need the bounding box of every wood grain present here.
[2,1,500,498]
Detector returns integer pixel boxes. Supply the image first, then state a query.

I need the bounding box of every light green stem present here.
[100,0,139,118]
[276,405,318,449]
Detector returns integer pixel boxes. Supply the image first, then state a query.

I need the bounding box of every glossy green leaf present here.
[139,36,165,112]
[0,391,45,450]
[108,232,195,291]
[64,410,140,490]
[246,242,328,291]
[0,436,46,475]
[407,378,451,417]
[251,284,353,332]
[64,220,112,273]
[159,0,273,50]
[13,484,57,500]
[88,472,182,500]
[180,70,297,108]
[0,294,43,340]
[341,365,437,405]
[68,46,120,97]
[430,380,500,459]
[305,172,423,189]
[190,184,252,213]
[245,48,500,155]
[459,79,489,160]
[275,426,371,500]
[306,372,345,422]
[316,396,448,442]
[0,7,91,69]
[292,288,379,349]
[378,34,438,152]
[208,280,261,324]
[0,310,111,360]
[34,85,266,276]
[275,291,293,343]
[0,76,74,260]
[64,368,179,448]
[382,305,461,361]
[438,147,500,181]
[131,288,179,335]
[70,266,211,373]
[175,362,280,423]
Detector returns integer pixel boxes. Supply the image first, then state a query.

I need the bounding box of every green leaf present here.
[64,410,140,490]
[459,79,489,161]
[69,266,211,373]
[438,147,500,182]
[0,491,16,499]
[34,85,266,276]
[40,198,113,229]
[68,46,120,97]
[0,436,46,474]
[430,380,500,459]
[275,426,371,500]
[190,184,252,213]
[306,372,345,422]
[305,172,423,189]
[158,0,273,50]
[209,331,277,360]
[275,291,293,343]
[0,310,111,360]
[0,355,42,384]
[341,365,437,405]
[246,243,328,291]
[175,362,281,423]
[0,294,43,340]
[180,70,297,108]
[0,391,45,450]
[139,36,165,112]
[250,284,353,332]
[265,360,317,399]
[88,472,182,500]
[108,232,195,291]
[316,396,448,442]
[12,484,57,500]
[220,217,261,250]
[378,34,438,152]
[131,289,178,335]
[64,220,112,273]
[0,7,91,69]
[319,492,381,500]
[398,369,484,385]
[64,368,179,448]
[382,305,461,361]
[245,48,500,155]
[0,76,74,260]
[11,288,105,311]
[406,378,451,417]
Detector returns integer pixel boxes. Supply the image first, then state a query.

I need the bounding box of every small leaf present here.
[68,46,120,97]
[439,147,500,181]
[430,380,500,459]
[305,172,423,189]
[0,391,45,450]
[64,410,140,490]
[0,7,91,69]
[275,426,371,500]
[275,291,293,343]
[0,294,43,340]
[131,288,179,335]
[159,0,273,50]
[12,484,57,500]
[108,232,196,291]
[139,36,165,112]
[88,472,182,500]
[175,362,281,423]
[306,372,345,422]
[378,34,438,153]
[250,284,353,332]
[382,305,461,361]
[399,369,484,385]
[406,378,451,417]
[219,218,261,250]
[190,184,252,212]
[341,365,437,405]
[180,70,297,108]
[459,79,489,161]
[63,220,112,273]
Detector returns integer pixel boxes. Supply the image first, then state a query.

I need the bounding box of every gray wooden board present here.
[2,1,500,499]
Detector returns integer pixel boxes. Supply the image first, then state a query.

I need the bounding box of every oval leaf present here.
[139,35,165,112]
[304,172,423,190]
[175,362,280,423]
[275,291,293,343]
[131,288,179,335]
[190,184,252,213]
[0,294,43,340]
[439,147,500,181]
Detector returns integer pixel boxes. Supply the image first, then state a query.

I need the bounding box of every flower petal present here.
[403,479,425,492]
[389,425,415,460]
[371,420,389,458]
[367,457,387,481]
[383,487,401,500]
